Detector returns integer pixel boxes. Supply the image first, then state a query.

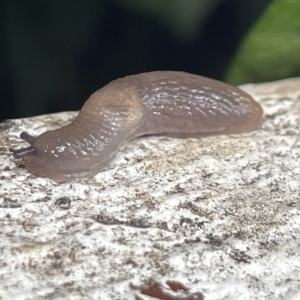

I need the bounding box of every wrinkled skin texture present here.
[11,71,263,183]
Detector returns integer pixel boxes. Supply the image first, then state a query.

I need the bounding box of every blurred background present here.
[1,0,300,121]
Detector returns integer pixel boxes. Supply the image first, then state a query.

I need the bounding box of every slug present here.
[11,71,263,183]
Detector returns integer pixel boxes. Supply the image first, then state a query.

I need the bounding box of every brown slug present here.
[11,71,263,183]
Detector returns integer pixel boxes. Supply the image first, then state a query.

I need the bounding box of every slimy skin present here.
[11,71,263,183]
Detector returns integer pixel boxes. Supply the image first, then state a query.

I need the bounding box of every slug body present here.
[11,71,263,182]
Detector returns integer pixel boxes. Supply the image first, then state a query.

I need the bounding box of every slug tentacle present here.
[11,71,263,183]
[20,132,36,145]
[10,145,37,159]
[10,131,37,158]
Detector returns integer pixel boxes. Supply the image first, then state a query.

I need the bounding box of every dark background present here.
[0,0,272,121]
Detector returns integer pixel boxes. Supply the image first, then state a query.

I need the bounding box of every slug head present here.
[11,129,114,183]
[11,131,79,183]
